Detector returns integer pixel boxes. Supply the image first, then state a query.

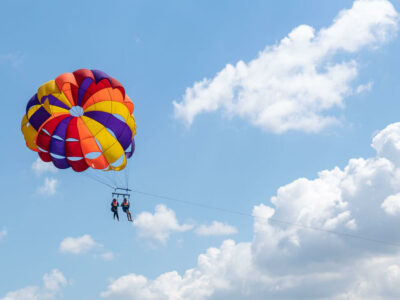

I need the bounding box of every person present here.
[121,198,132,222]
[111,198,119,221]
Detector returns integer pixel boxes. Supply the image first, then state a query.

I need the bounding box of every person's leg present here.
[128,212,132,221]
[116,212,119,221]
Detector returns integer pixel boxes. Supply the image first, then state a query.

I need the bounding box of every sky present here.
[1,0,400,299]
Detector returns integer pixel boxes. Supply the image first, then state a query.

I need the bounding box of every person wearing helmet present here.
[111,198,119,221]
[121,198,132,222]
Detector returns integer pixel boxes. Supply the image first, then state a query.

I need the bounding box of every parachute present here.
[21,69,136,172]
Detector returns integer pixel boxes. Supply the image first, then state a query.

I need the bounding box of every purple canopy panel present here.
[126,138,135,158]
[77,77,93,106]
[84,111,132,150]
[49,117,72,169]
[47,95,70,110]
[91,70,111,84]
[29,107,51,131]
[26,94,40,115]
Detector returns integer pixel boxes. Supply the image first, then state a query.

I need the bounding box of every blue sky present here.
[1,0,400,299]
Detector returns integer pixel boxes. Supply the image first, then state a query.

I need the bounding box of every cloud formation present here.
[173,0,398,133]
[0,227,7,242]
[102,121,400,300]
[195,221,238,236]
[382,193,400,216]
[32,158,58,177]
[36,177,58,196]
[59,234,100,255]
[32,159,59,196]
[0,52,24,67]
[96,251,115,261]
[133,204,194,244]
[0,269,67,300]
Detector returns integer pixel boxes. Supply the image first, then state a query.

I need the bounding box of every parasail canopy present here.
[21,69,136,172]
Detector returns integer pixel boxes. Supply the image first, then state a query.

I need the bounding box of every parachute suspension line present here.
[91,169,124,191]
[88,171,116,188]
[127,170,130,189]
[115,171,126,189]
[89,174,114,188]
[125,158,131,189]
[107,170,119,189]
[81,171,115,189]
[132,190,400,249]
[124,168,128,189]
[108,169,124,189]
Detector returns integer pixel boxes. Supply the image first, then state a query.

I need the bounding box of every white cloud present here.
[133,204,194,244]
[101,240,255,300]
[195,221,238,236]
[36,177,58,196]
[356,81,373,94]
[59,234,100,255]
[0,269,67,300]
[372,122,400,165]
[42,270,68,293]
[102,121,400,300]
[0,52,24,67]
[96,251,116,261]
[173,0,398,133]
[382,193,400,215]
[32,158,58,177]
[0,227,7,242]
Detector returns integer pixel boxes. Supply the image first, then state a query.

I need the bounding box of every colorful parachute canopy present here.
[21,69,136,172]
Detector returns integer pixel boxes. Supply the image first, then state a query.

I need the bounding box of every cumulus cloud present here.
[173,0,398,133]
[32,158,58,177]
[101,240,255,300]
[36,177,58,196]
[133,205,194,244]
[59,234,100,255]
[0,227,7,242]
[0,269,67,300]
[372,122,400,165]
[95,251,116,262]
[102,121,400,300]
[382,193,400,216]
[195,221,238,236]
